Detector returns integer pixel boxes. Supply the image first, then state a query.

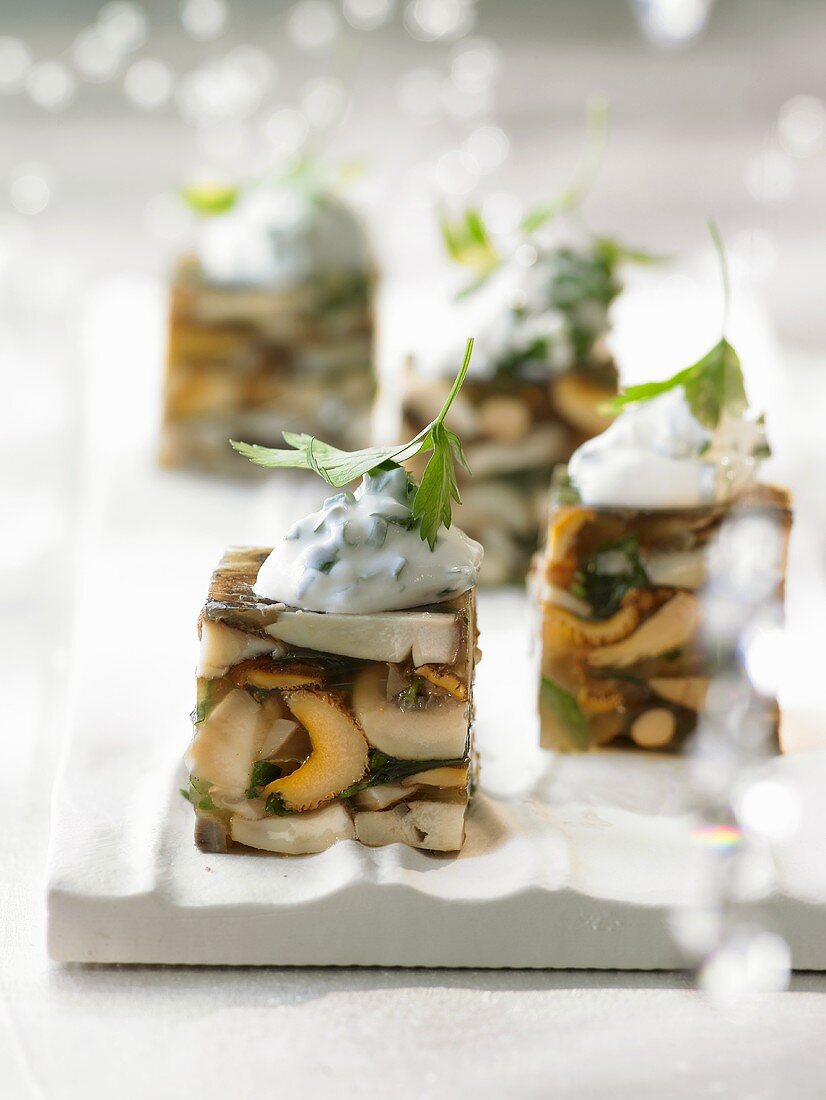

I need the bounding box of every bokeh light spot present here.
[287,1,341,51]
[0,37,32,93]
[124,58,175,109]
[26,62,76,111]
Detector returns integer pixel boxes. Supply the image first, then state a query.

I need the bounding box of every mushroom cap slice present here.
[231,803,355,855]
[543,602,639,650]
[265,609,460,665]
[352,664,469,760]
[262,690,369,812]
[587,592,699,669]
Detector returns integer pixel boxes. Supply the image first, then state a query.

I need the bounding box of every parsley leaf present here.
[604,222,749,429]
[180,182,239,216]
[520,95,609,235]
[337,750,469,800]
[264,792,294,817]
[246,760,283,799]
[540,677,590,750]
[604,337,746,430]
[232,338,476,549]
[439,207,501,276]
[574,535,649,619]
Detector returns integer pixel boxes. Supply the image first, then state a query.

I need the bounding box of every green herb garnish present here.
[573,535,649,619]
[397,677,424,709]
[180,181,240,215]
[442,99,661,306]
[184,776,219,812]
[337,749,468,800]
[264,792,294,816]
[439,207,501,277]
[231,338,475,549]
[246,760,283,799]
[190,678,227,726]
[604,222,748,430]
[520,95,610,235]
[540,677,590,750]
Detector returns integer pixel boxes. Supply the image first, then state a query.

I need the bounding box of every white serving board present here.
[45,455,826,968]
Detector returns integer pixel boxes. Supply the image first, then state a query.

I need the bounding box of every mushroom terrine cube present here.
[185,548,478,855]
[402,361,617,585]
[159,188,375,475]
[535,477,792,753]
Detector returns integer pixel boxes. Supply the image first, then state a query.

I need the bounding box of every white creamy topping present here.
[431,257,578,382]
[255,467,483,613]
[197,188,368,287]
[568,388,766,508]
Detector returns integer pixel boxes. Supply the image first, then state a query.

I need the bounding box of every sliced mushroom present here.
[477,395,532,444]
[230,659,326,690]
[352,665,468,760]
[641,548,707,590]
[265,608,460,666]
[198,620,285,678]
[550,372,614,437]
[230,802,355,855]
[576,685,626,715]
[351,783,412,811]
[649,676,709,711]
[587,592,699,669]
[415,664,468,701]
[185,688,265,793]
[354,798,467,852]
[542,583,593,618]
[543,602,639,649]
[545,507,596,587]
[630,708,677,749]
[262,691,369,812]
[400,764,468,788]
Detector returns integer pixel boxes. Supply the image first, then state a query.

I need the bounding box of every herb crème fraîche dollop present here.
[567,384,767,509]
[185,340,484,856]
[536,235,791,755]
[255,465,482,614]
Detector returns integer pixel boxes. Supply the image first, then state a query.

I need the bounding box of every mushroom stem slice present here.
[587,592,699,669]
[230,660,326,690]
[262,691,369,812]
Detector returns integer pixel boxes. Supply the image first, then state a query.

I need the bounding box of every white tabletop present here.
[3,345,826,1095]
